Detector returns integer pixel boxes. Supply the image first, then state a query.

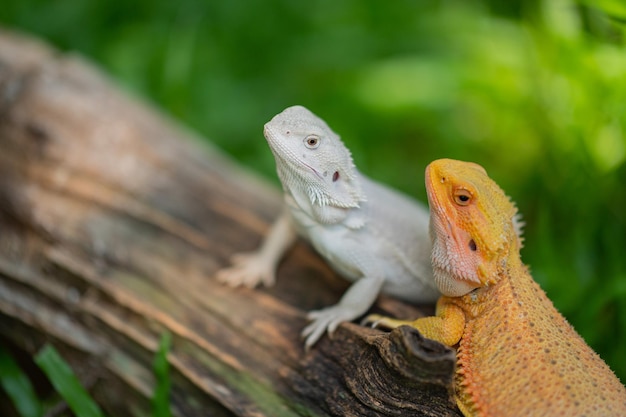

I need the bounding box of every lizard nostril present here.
[469,239,477,251]
[332,171,339,182]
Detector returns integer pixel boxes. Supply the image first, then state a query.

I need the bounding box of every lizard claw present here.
[360,313,385,329]
[301,305,364,349]
[216,252,276,288]
[361,313,411,331]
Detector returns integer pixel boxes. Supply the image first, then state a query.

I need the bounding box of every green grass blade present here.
[34,344,104,417]
[0,346,42,417]
[152,332,173,417]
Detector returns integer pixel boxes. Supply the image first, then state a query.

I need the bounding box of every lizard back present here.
[454,254,626,416]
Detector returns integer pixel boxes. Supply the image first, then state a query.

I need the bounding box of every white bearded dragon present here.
[216,105,438,348]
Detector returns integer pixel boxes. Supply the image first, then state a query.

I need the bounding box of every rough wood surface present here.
[0,29,461,417]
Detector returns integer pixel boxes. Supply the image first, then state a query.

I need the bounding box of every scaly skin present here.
[216,106,437,348]
[367,159,626,416]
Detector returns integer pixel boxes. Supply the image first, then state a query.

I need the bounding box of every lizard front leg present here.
[302,274,385,349]
[364,297,465,347]
[216,209,296,288]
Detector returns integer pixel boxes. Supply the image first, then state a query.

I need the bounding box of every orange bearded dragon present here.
[366,158,626,416]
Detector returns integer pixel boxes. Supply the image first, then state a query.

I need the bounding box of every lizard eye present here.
[454,188,472,206]
[304,135,320,149]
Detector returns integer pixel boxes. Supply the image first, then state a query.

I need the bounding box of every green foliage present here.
[1,0,625,385]
[0,347,41,417]
[0,339,174,416]
[152,332,173,417]
[34,345,106,417]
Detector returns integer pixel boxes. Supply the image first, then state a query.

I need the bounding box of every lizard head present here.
[425,158,523,297]
[263,105,365,208]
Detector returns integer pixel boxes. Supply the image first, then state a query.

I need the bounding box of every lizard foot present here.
[215,252,276,288]
[302,305,364,349]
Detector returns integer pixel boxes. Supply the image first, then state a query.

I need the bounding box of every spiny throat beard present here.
[430,227,481,297]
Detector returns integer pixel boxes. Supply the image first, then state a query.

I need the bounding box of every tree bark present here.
[0,29,461,417]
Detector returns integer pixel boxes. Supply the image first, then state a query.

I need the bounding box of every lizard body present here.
[216,105,438,348]
[367,159,626,416]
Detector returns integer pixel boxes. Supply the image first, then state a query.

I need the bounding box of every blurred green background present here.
[2,0,626,384]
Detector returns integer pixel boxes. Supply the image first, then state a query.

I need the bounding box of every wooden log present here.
[0,29,461,417]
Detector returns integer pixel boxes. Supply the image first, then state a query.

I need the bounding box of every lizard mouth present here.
[264,125,325,181]
[302,162,324,180]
